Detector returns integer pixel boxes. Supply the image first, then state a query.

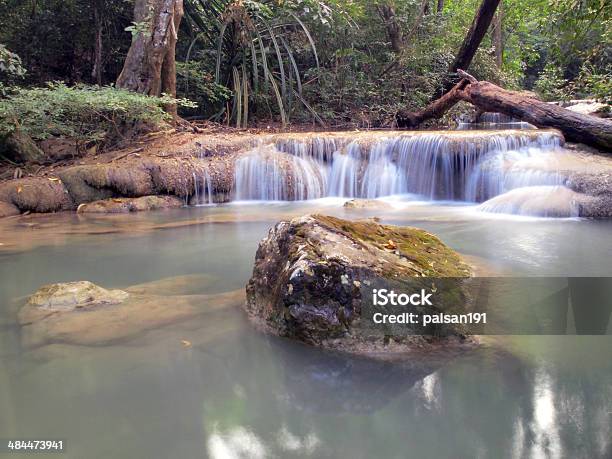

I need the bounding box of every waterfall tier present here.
[233,130,565,203]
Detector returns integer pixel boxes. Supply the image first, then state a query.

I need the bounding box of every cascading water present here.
[479,112,521,123]
[465,145,567,202]
[192,169,215,205]
[232,130,582,216]
[477,186,581,218]
[457,112,536,130]
[234,146,326,201]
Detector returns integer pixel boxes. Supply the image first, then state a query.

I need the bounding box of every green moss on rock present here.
[245,214,475,357]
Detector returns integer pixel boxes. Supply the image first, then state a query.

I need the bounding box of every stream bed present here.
[0,200,611,458]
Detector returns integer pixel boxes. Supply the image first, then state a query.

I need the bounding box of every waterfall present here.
[465,146,567,201]
[478,112,520,123]
[192,169,215,205]
[457,112,536,130]
[328,149,360,197]
[234,147,326,201]
[233,130,568,210]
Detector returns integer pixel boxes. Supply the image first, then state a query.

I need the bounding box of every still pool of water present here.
[0,200,611,458]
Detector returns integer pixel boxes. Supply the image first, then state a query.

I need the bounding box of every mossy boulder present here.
[245,215,474,357]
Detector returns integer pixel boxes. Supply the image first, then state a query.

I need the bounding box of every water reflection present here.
[268,334,447,414]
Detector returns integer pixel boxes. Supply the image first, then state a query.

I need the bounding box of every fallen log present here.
[398,71,612,152]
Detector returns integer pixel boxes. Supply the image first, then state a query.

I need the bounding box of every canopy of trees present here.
[0,0,610,129]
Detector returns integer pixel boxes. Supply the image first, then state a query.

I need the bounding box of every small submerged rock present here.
[343,199,393,210]
[18,279,245,348]
[25,281,128,311]
[76,195,183,213]
[245,215,474,358]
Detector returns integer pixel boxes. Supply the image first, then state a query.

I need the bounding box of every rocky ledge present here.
[1,130,611,218]
[245,215,475,358]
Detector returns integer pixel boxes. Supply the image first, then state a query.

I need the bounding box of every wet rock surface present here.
[245,214,474,357]
[76,195,183,213]
[0,200,19,217]
[0,177,73,213]
[25,281,129,310]
[563,101,609,118]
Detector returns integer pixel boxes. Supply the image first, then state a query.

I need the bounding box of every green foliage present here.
[125,21,152,38]
[176,61,232,118]
[0,44,25,78]
[184,0,322,126]
[0,0,132,85]
[533,64,569,101]
[570,64,612,103]
[0,0,610,128]
[297,0,510,126]
[534,62,612,103]
[0,44,26,98]
[0,83,192,147]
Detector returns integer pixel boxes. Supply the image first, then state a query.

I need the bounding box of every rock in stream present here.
[18,279,245,348]
[245,215,475,358]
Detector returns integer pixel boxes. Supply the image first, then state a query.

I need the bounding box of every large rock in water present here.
[245,215,474,357]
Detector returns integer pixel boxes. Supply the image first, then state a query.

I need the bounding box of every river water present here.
[0,198,611,458]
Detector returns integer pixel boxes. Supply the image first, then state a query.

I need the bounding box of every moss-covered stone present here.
[245,214,475,358]
[314,215,471,277]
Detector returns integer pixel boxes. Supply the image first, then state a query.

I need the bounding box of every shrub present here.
[569,64,612,103]
[533,65,570,101]
[0,82,195,149]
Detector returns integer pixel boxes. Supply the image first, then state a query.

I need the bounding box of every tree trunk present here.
[464,82,612,151]
[396,79,470,127]
[407,0,431,39]
[398,71,612,151]
[438,0,500,95]
[492,3,503,69]
[376,2,404,54]
[92,0,103,85]
[116,0,184,117]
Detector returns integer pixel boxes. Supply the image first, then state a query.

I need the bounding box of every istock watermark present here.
[372,288,433,306]
[359,277,612,336]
